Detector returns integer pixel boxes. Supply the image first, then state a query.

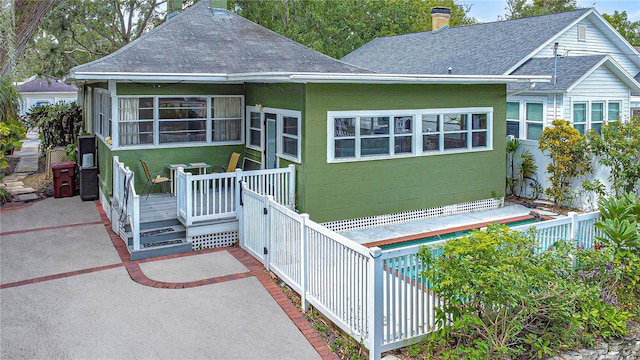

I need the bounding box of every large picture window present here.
[116,95,243,147]
[328,107,492,162]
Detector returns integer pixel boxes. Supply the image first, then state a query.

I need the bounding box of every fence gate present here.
[239,184,268,264]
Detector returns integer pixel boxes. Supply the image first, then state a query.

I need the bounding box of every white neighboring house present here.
[342,8,640,206]
[18,76,77,115]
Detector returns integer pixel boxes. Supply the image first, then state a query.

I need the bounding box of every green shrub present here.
[417,224,633,359]
[24,101,82,154]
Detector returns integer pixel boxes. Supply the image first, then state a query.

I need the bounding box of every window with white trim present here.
[247,109,262,149]
[116,95,243,147]
[608,101,620,121]
[506,102,520,138]
[94,89,112,138]
[572,102,587,134]
[571,101,621,135]
[525,102,544,140]
[329,107,492,162]
[280,114,300,159]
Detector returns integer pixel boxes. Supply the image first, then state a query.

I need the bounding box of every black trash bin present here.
[52,161,76,198]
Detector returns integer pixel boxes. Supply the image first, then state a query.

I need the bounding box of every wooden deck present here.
[140,194,178,223]
[141,189,236,224]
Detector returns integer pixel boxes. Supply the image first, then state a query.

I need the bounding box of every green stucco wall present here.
[300,83,507,223]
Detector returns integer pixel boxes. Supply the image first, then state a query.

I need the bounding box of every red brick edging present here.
[94,201,338,360]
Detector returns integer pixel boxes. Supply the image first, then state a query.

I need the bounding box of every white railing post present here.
[185,170,193,226]
[567,211,578,244]
[368,247,383,360]
[235,168,243,218]
[287,164,296,208]
[113,156,120,202]
[300,213,310,311]
[131,194,140,250]
[264,195,273,271]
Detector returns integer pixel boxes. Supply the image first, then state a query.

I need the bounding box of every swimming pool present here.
[375,211,551,250]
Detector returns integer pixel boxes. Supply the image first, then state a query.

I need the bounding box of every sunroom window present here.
[328,107,492,162]
[115,95,243,147]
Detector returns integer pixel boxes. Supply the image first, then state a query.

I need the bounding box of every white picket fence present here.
[239,184,444,360]
[239,183,605,360]
[112,156,140,250]
[176,165,296,225]
[510,211,602,251]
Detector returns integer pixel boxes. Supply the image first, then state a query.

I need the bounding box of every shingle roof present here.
[71,0,366,75]
[341,8,591,75]
[18,78,77,93]
[507,55,606,91]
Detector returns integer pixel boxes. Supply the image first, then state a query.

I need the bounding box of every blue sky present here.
[464,0,640,23]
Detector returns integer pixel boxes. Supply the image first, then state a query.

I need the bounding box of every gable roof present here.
[18,77,77,93]
[341,8,592,75]
[69,0,366,79]
[507,55,640,94]
[508,55,606,91]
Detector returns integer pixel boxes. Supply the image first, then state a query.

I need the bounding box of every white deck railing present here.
[176,165,296,225]
[112,156,140,250]
[239,184,605,360]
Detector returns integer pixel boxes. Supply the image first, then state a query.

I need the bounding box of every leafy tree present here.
[15,0,170,79]
[0,0,57,76]
[209,0,474,60]
[586,118,640,197]
[505,0,578,19]
[603,10,640,46]
[538,119,592,207]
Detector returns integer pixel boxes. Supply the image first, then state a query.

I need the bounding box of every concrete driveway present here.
[1,197,331,359]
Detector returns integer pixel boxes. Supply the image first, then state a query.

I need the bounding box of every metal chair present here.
[140,159,170,199]
[213,152,241,173]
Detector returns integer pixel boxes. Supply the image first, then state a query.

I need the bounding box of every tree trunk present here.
[0,0,57,77]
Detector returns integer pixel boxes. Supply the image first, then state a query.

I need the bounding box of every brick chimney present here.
[431,7,451,32]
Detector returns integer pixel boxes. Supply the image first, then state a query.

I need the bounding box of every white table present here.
[167,162,211,194]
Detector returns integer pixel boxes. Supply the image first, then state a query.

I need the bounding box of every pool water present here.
[380,216,545,251]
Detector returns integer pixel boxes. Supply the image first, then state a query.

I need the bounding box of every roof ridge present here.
[370,7,593,42]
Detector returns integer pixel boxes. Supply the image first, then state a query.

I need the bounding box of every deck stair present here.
[123,218,192,260]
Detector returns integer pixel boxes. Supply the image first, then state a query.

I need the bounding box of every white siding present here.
[533,16,640,76]
[571,67,630,97]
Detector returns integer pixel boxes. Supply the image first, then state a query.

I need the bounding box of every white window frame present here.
[570,100,622,134]
[246,105,264,151]
[607,101,621,121]
[572,101,588,134]
[112,95,244,149]
[275,109,302,163]
[93,88,112,140]
[506,97,547,140]
[327,107,493,163]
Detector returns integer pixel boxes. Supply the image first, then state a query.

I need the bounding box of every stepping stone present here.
[4,181,24,187]
[7,187,36,195]
[17,193,39,201]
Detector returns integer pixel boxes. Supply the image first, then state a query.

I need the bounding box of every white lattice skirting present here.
[189,231,238,250]
[322,198,504,233]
